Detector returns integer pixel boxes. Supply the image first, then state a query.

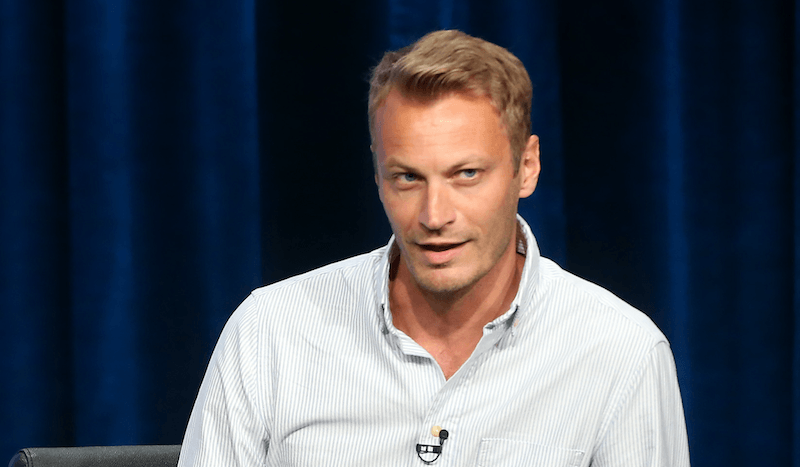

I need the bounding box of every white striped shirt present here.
[178,216,690,466]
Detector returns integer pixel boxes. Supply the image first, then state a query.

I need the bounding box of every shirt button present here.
[431,425,442,437]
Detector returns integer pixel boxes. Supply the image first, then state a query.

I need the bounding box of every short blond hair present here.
[368,30,533,172]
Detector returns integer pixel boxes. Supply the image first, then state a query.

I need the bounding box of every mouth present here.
[415,240,468,264]
[419,241,467,252]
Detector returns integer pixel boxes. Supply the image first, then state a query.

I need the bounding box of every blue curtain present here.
[0,1,796,466]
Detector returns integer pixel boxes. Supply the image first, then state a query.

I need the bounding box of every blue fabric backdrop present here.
[1,1,797,465]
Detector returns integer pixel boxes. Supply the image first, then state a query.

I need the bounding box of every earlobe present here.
[518,135,541,199]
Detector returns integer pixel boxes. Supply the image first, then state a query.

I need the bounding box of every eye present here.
[453,168,482,186]
[392,172,420,188]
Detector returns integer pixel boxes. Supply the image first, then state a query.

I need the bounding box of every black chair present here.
[8,445,181,467]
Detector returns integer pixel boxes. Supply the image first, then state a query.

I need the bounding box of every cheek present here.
[380,192,416,230]
[460,190,518,241]
[461,183,516,217]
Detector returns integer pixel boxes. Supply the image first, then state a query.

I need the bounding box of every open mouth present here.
[419,242,466,252]
[414,240,468,265]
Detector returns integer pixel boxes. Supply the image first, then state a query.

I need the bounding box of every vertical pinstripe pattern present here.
[178,216,690,466]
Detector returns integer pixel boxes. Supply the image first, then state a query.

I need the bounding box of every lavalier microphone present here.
[416,427,449,464]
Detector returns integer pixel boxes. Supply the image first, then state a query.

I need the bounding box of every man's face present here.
[374,89,539,295]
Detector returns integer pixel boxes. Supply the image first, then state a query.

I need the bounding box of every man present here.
[178,30,690,466]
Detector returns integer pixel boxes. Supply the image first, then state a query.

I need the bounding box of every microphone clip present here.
[416,429,449,464]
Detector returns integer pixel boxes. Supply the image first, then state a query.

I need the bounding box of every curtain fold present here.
[0,1,796,465]
[793,3,800,465]
[677,2,794,464]
[1,0,262,451]
[660,0,693,420]
[66,0,141,442]
[0,0,73,448]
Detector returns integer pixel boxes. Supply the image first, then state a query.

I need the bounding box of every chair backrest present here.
[8,445,181,467]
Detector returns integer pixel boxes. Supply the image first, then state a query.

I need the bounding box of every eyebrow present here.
[382,154,489,172]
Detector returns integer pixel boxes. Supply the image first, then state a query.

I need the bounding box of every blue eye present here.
[401,173,418,182]
[461,169,478,178]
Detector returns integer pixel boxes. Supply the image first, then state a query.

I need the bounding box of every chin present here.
[414,269,482,296]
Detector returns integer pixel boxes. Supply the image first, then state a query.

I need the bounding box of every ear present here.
[518,135,541,199]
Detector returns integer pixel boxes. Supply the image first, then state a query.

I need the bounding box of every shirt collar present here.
[374,214,541,333]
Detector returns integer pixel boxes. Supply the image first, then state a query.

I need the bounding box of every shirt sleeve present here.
[592,341,691,466]
[178,295,271,467]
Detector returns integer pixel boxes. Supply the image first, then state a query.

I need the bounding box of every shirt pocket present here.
[475,438,585,467]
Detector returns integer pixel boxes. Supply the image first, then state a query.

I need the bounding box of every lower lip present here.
[419,242,466,265]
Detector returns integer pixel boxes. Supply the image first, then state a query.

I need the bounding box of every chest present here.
[265,334,608,467]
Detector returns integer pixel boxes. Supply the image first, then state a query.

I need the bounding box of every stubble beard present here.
[403,239,508,303]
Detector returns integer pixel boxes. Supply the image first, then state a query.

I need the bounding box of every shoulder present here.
[251,247,384,306]
[533,257,667,348]
[223,246,387,338]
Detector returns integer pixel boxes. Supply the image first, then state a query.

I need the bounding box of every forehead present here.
[377,88,494,122]
[375,89,510,159]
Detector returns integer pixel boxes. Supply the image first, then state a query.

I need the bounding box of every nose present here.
[418,182,455,231]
